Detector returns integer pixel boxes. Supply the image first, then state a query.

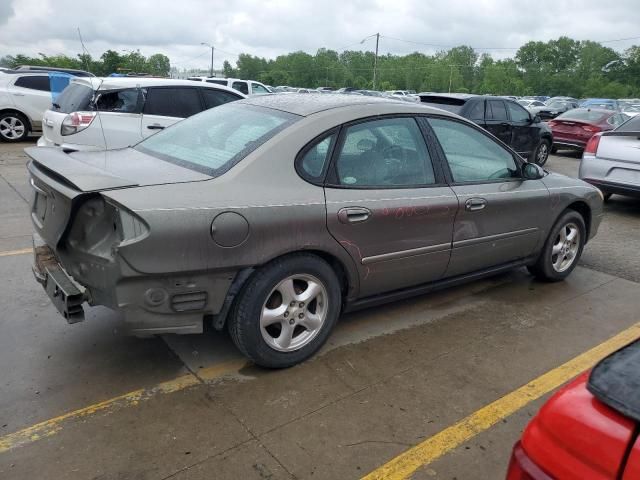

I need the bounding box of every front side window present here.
[486,100,508,121]
[429,118,518,183]
[506,101,530,122]
[95,89,139,113]
[334,117,435,187]
[15,75,50,92]
[143,87,202,118]
[136,103,298,177]
[232,81,249,95]
[251,83,270,94]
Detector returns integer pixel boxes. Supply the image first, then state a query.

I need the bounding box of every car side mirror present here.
[531,114,541,123]
[522,162,545,180]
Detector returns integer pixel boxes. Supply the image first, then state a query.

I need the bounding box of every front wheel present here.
[528,210,586,282]
[530,139,551,166]
[228,254,341,368]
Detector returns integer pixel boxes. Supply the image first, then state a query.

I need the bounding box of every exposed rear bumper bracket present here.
[44,265,86,324]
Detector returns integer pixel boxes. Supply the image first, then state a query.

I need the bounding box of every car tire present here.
[527,210,586,282]
[0,112,30,142]
[530,139,551,166]
[227,253,342,368]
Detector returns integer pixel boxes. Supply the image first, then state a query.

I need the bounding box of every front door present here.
[324,116,458,297]
[484,99,513,147]
[427,117,550,278]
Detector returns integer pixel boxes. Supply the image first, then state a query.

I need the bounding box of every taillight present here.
[581,124,601,133]
[506,442,553,480]
[61,111,96,136]
[583,132,602,155]
[547,120,557,127]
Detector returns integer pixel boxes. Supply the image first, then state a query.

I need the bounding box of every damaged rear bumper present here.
[32,234,87,323]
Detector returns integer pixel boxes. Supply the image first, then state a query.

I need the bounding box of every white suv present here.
[37,77,244,151]
[0,72,53,142]
[188,77,272,96]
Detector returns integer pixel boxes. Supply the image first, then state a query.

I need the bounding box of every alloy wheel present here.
[0,116,26,140]
[536,142,549,165]
[551,222,580,273]
[260,274,328,352]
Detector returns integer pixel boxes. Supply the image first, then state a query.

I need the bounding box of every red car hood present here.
[521,372,636,479]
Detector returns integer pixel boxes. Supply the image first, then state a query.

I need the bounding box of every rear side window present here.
[201,89,241,109]
[54,83,93,113]
[487,100,508,121]
[608,114,629,127]
[468,100,484,121]
[15,75,50,92]
[616,115,640,132]
[95,89,139,113]
[297,133,336,181]
[334,117,436,187]
[232,81,249,95]
[136,103,298,177]
[143,87,202,118]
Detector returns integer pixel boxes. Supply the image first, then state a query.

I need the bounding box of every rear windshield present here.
[53,83,93,113]
[556,109,609,123]
[135,103,299,177]
[616,115,640,132]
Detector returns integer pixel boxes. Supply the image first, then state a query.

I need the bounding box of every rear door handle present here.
[147,124,165,130]
[338,207,371,224]
[500,122,510,127]
[13,93,25,97]
[465,198,487,211]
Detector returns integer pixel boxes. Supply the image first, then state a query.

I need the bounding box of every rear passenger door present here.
[323,116,458,297]
[140,87,203,138]
[9,75,52,128]
[484,99,512,147]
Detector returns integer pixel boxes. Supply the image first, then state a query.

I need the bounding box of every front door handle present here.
[147,124,165,130]
[13,93,25,97]
[465,198,487,211]
[338,207,371,224]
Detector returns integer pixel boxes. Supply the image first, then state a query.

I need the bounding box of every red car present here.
[507,340,640,479]
[549,108,629,152]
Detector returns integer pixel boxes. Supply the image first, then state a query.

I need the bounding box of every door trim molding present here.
[362,242,451,265]
[453,227,538,248]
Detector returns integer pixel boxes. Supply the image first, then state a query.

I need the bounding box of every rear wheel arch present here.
[212,249,353,331]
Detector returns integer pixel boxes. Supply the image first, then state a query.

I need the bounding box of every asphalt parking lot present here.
[1,139,640,480]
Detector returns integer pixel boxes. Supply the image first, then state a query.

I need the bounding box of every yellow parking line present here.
[0,359,247,454]
[362,322,640,480]
[0,247,31,258]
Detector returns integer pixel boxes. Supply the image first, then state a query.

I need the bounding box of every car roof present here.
[239,92,448,117]
[69,77,244,96]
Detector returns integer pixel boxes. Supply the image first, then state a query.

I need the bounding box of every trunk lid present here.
[26,146,210,249]
[597,132,640,164]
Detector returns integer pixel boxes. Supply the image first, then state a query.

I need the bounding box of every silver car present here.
[579,115,640,200]
[28,94,604,367]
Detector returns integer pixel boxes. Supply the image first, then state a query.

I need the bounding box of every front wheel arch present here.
[565,201,591,241]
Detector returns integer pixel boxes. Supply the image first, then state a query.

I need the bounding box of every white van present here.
[37,77,244,151]
[189,77,272,96]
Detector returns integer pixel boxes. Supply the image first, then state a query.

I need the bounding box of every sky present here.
[1,0,639,72]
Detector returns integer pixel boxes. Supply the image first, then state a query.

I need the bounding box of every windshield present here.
[547,101,566,108]
[135,103,299,177]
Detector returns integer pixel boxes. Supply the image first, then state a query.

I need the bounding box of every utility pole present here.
[201,42,214,77]
[448,65,454,93]
[373,33,380,90]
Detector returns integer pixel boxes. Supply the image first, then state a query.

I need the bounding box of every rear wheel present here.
[528,210,586,282]
[530,139,551,166]
[0,112,29,142]
[228,254,341,368]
